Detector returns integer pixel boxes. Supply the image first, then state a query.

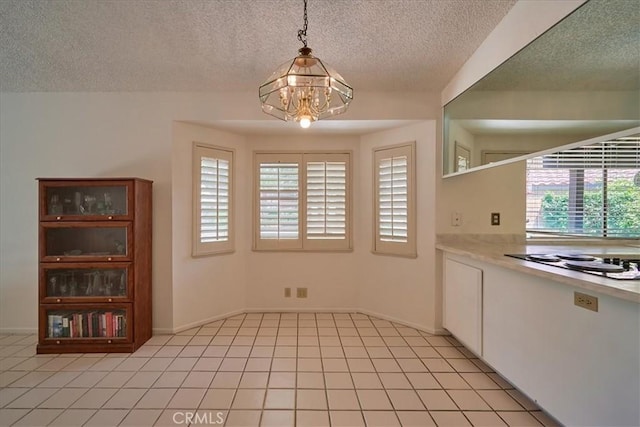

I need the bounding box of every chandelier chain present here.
[297,0,308,48]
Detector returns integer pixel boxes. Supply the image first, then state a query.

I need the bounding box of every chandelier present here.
[258,0,353,128]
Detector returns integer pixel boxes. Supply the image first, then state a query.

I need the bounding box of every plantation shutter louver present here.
[260,164,300,239]
[379,156,408,242]
[526,138,640,238]
[193,144,234,256]
[304,153,350,250]
[254,152,352,251]
[373,143,416,257]
[200,157,229,242]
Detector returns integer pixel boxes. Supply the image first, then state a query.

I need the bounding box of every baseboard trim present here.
[357,309,449,336]
[151,327,174,335]
[244,307,357,314]
[0,327,38,334]
[152,308,448,336]
[3,311,445,338]
[168,308,246,334]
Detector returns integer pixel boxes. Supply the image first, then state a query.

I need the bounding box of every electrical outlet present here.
[491,212,500,226]
[284,287,291,298]
[574,292,598,312]
[296,287,308,298]
[451,212,462,226]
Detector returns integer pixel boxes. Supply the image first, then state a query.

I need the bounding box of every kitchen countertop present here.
[436,235,640,303]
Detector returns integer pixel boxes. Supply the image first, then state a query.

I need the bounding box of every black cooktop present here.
[505,254,640,281]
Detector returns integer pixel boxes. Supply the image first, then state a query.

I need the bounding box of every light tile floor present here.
[0,312,561,426]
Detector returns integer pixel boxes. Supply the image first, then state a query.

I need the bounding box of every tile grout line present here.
[1,312,555,427]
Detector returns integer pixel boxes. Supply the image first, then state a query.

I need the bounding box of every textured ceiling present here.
[0,0,516,92]
[472,0,640,91]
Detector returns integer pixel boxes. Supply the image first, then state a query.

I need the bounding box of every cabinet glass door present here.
[42,263,132,302]
[41,222,131,262]
[40,181,132,220]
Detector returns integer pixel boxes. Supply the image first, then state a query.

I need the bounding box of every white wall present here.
[170,122,249,331]
[358,122,440,333]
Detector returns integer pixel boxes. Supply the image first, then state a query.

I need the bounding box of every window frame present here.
[192,143,235,257]
[525,138,640,239]
[253,150,353,252]
[373,142,417,258]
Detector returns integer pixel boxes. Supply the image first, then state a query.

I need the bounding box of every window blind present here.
[526,139,640,238]
[254,152,351,251]
[306,161,347,240]
[373,142,416,257]
[200,157,230,242]
[259,162,300,240]
[378,155,409,242]
[193,144,233,256]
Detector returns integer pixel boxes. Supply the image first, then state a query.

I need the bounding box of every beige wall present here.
[438,161,526,234]
[171,122,249,332]
[0,92,442,333]
[441,0,586,105]
[0,0,587,333]
[437,0,585,236]
[358,122,440,332]
[244,134,361,313]
[0,93,175,333]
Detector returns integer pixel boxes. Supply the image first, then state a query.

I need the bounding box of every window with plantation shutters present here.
[526,138,640,238]
[193,144,234,256]
[257,154,301,249]
[305,153,349,250]
[254,152,351,251]
[374,142,416,257]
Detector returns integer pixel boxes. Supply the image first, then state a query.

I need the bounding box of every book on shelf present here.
[48,311,126,339]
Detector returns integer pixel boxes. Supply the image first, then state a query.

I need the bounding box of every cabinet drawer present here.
[40,262,133,303]
[40,221,132,262]
[40,304,132,344]
[39,180,133,221]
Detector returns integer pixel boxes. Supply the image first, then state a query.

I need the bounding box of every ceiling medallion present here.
[258,0,353,128]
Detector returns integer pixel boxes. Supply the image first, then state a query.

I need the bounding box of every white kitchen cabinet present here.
[443,256,483,356]
[443,253,640,427]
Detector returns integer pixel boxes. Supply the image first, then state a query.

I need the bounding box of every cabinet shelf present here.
[41,304,131,341]
[40,262,133,303]
[37,178,152,354]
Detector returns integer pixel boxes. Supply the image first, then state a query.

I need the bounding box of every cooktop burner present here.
[564,260,625,273]
[505,253,640,281]
[555,253,597,262]
[527,254,561,262]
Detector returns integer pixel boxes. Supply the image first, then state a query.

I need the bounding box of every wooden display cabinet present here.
[37,178,152,354]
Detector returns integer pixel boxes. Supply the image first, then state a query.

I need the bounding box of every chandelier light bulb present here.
[299,117,312,128]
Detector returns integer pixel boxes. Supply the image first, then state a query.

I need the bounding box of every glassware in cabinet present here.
[41,263,132,302]
[40,180,133,221]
